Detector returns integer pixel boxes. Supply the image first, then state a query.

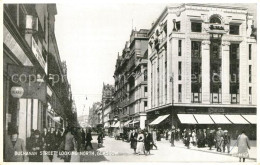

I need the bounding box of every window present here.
[178,84,182,102]
[144,101,147,107]
[178,62,182,80]
[230,24,239,35]
[191,22,202,32]
[144,70,147,81]
[249,87,252,95]
[210,17,221,24]
[191,41,201,58]
[249,44,252,60]
[176,21,180,31]
[249,65,252,83]
[178,40,182,56]
[144,87,147,92]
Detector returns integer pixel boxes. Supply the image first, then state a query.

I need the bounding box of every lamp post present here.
[169,73,174,129]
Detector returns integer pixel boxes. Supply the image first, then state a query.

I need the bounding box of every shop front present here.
[147,106,256,140]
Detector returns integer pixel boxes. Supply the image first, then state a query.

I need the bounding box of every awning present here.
[149,114,170,125]
[242,115,257,124]
[124,120,132,126]
[210,115,231,124]
[225,115,249,124]
[193,114,214,124]
[114,121,120,127]
[177,114,197,124]
[130,120,140,124]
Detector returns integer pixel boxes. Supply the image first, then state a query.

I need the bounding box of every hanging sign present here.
[10,86,24,98]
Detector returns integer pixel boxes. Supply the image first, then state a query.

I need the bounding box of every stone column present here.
[221,41,230,104]
[140,113,147,130]
[201,40,211,103]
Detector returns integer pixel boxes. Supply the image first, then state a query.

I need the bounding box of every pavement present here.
[42,135,257,162]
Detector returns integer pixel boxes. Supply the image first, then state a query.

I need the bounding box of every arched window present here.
[210,16,221,24]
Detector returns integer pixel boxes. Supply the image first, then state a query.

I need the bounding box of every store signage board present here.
[32,37,46,71]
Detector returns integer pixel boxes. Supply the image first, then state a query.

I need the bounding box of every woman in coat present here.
[130,129,138,154]
[144,130,152,155]
[4,128,27,162]
[237,130,250,162]
[28,130,44,162]
[136,130,145,155]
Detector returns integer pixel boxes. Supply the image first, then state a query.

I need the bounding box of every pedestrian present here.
[208,130,215,150]
[41,127,48,149]
[28,130,44,162]
[136,130,145,155]
[4,127,27,162]
[165,129,169,140]
[222,130,231,153]
[170,128,175,147]
[128,130,132,142]
[237,130,250,162]
[97,132,103,148]
[191,130,197,146]
[54,128,62,151]
[144,130,152,155]
[184,129,191,149]
[151,129,158,149]
[46,127,55,162]
[85,129,93,150]
[81,128,86,151]
[63,126,77,162]
[130,129,138,154]
[215,127,224,152]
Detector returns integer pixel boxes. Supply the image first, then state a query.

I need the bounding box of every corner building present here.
[147,4,256,137]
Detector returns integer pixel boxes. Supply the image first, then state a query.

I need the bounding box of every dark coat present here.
[144,133,152,151]
[86,133,93,142]
[130,132,138,149]
[54,131,62,146]
[97,134,103,144]
[27,137,44,162]
[208,133,215,147]
[81,131,86,144]
[45,132,55,151]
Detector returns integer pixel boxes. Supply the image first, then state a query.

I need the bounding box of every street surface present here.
[43,135,256,162]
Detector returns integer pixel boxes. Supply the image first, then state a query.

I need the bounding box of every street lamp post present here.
[170,73,174,129]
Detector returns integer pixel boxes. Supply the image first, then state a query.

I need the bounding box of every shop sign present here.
[209,25,224,30]
[32,37,46,71]
[208,107,225,113]
[11,86,24,98]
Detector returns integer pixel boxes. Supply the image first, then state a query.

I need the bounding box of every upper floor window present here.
[230,24,240,35]
[249,44,252,60]
[176,21,181,31]
[191,41,201,58]
[191,22,202,32]
[210,17,221,24]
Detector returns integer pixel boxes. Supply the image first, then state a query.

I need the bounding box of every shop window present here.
[191,83,201,103]
[230,24,239,35]
[191,22,202,32]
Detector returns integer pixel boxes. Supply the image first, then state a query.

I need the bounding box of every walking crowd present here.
[4,126,104,162]
[113,127,251,162]
[4,125,252,162]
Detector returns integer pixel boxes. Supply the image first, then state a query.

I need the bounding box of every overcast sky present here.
[54,3,256,117]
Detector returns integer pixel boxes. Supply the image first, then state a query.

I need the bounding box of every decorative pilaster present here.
[201,40,211,103]
[221,41,230,104]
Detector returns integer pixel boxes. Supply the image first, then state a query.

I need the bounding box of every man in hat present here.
[208,130,215,150]
[170,128,175,147]
[27,130,44,162]
[215,127,224,152]
[4,127,27,162]
[222,130,231,153]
